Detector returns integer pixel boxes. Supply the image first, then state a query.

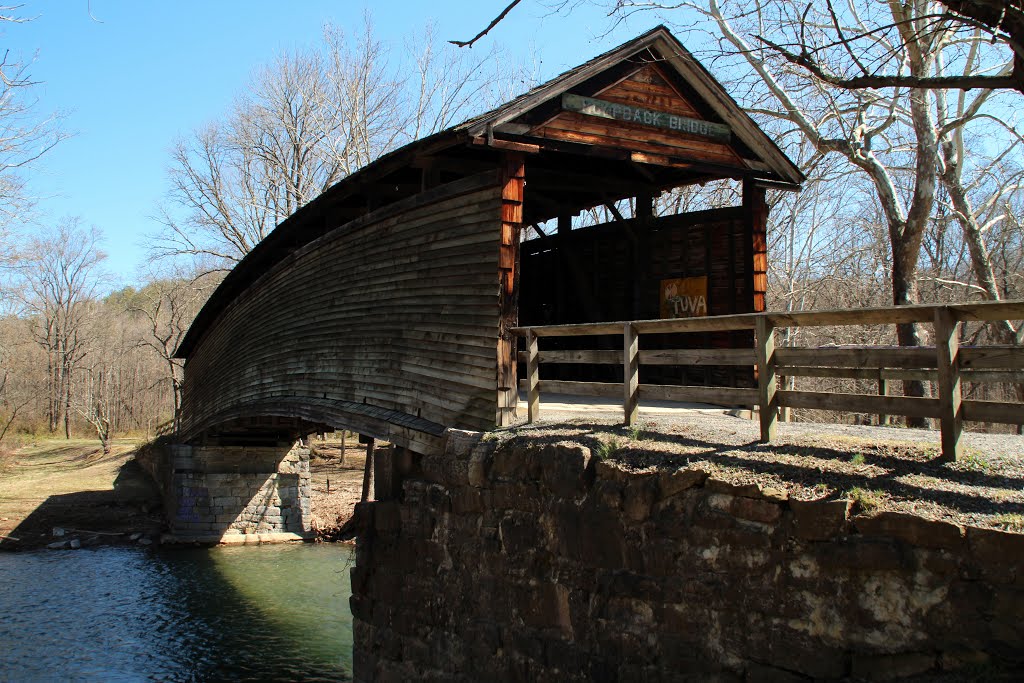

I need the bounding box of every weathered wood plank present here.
[777,391,942,419]
[775,347,938,368]
[638,384,758,405]
[950,300,1024,323]
[779,366,935,381]
[640,349,756,366]
[516,349,622,364]
[962,400,1024,425]
[535,380,621,398]
[959,346,1024,370]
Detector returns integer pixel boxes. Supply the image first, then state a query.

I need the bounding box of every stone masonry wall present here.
[351,432,1024,681]
[140,441,311,542]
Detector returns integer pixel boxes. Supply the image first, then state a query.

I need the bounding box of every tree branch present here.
[755,33,1021,90]
[449,0,523,48]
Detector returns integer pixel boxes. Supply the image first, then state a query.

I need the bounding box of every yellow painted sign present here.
[660,276,708,318]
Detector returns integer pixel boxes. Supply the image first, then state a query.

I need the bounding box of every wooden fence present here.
[512,300,1024,462]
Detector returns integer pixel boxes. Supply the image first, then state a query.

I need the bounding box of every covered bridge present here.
[173,25,803,457]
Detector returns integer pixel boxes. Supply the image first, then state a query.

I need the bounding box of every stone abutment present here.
[351,431,1023,681]
[138,441,312,544]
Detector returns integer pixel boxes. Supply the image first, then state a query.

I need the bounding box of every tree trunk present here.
[892,231,929,426]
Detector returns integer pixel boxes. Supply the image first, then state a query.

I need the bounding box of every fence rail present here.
[154,419,175,438]
[511,300,1024,462]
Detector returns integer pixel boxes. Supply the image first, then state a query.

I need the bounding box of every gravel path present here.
[502,410,1024,532]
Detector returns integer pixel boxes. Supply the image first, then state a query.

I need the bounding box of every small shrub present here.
[627,425,644,441]
[846,486,884,513]
[850,453,866,466]
[594,436,621,460]
[959,451,991,472]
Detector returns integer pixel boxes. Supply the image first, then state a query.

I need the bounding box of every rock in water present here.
[129,532,142,541]
[52,527,65,537]
[69,538,82,549]
[47,540,68,550]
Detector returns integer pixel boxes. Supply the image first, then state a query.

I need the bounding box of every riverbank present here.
[0,438,164,550]
[0,436,365,550]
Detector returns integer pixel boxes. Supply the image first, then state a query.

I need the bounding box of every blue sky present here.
[3,1,664,286]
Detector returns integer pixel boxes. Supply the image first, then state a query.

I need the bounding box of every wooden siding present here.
[530,65,745,167]
[180,173,505,443]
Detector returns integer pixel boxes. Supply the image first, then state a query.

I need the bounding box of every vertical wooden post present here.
[744,181,769,315]
[755,316,777,442]
[527,330,540,423]
[624,323,639,426]
[935,307,964,461]
[497,153,525,427]
[877,376,889,426]
[360,437,375,502]
[779,375,791,422]
[340,430,346,466]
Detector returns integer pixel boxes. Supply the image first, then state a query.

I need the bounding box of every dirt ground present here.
[307,436,367,538]
[500,411,1024,532]
[0,437,366,551]
[0,438,165,551]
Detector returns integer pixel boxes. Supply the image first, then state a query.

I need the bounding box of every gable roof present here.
[456,24,803,186]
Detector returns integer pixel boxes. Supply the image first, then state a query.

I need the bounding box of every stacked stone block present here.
[351,432,1024,681]
[166,443,311,541]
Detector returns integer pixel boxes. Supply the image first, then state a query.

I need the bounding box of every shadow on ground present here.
[1,459,164,550]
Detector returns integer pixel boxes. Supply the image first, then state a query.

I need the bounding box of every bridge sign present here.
[562,93,731,142]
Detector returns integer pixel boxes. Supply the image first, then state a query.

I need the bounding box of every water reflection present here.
[0,543,354,681]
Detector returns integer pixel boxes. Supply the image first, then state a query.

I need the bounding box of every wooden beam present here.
[777,391,941,419]
[639,384,757,405]
[497,152,525,427]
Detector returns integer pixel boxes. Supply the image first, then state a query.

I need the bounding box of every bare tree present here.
[129,270,217,431]
[0,7,69,232]
[155,19,515,269]
[18,219,105,437]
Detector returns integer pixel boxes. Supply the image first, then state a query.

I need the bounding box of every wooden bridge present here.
[171,26,803,456]
[160,27,1021,542]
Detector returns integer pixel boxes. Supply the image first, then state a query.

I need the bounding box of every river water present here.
[0,543,355,681]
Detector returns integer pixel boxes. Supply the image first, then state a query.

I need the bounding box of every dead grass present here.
[0,438,162,549]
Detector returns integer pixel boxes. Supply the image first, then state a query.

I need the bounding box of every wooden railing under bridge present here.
[512,300,1024,462]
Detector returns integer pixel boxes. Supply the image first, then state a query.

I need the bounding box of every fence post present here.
[527,330,540,424]
[755,316,777,442]
[934,307,964,461]
[877,374,889,426]
[624,323,639,426]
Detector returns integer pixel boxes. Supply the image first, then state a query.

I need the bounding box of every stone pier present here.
[143,441,312,544]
